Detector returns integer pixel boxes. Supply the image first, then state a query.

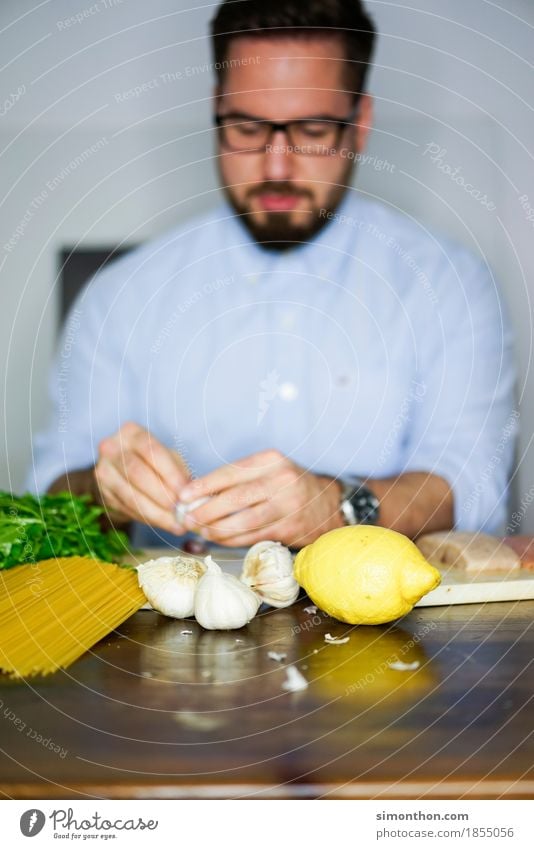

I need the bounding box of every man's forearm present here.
[368,472,454,538]
[48,467,452,541]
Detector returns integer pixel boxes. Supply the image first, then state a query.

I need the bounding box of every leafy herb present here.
[0,491,130,569]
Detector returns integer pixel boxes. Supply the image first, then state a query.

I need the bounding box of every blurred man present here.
[29,0,516,547]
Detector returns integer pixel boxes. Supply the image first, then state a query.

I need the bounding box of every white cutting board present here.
[133,548,534,608]
[414,566,534,607]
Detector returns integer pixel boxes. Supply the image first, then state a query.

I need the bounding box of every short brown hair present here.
[210,0,377,96]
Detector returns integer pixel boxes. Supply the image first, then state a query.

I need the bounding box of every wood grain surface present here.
[0,597,533,800]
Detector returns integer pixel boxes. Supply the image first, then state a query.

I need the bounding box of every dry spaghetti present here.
[0,557,146,678]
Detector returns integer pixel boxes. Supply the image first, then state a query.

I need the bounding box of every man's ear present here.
[353,93,373,153]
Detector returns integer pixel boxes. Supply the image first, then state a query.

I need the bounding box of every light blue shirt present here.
[28,190,517,541]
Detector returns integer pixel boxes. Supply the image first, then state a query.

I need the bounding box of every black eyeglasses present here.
[215,103,360,155]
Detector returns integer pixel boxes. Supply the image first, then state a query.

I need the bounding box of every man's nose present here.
[263,129,293,181]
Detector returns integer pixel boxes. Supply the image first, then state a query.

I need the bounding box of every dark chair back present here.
[59,247,133,322]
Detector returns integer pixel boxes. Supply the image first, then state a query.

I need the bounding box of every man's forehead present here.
[218,34,352,115]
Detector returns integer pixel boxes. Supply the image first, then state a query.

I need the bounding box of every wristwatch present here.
[338,476,380,526]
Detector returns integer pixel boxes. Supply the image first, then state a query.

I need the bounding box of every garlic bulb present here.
[241,540,300,608]
[194,555,260,630]
[137,555,205,618]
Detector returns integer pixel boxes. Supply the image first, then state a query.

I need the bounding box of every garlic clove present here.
[175,496,211,525]
[241,540,300,608]
[137,555,205,618]
[242,540,292,586]
[259,574,300,605]
[195,555,261,630]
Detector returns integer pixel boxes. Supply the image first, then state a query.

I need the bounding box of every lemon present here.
[294,525,441,625]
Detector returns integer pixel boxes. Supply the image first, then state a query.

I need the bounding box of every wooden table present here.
[1,586,533,799]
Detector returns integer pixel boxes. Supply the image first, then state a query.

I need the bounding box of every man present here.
[28,0,516,547]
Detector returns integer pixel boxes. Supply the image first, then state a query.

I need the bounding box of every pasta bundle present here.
[0,557,146,678]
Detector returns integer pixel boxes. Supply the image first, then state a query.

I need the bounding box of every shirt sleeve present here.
[25,270,135,494]
[402,253,517,533]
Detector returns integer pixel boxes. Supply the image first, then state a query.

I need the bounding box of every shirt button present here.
[280,312,295,329]
[279,382,298,401]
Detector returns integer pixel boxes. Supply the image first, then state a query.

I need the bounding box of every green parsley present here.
[0,491,130,569]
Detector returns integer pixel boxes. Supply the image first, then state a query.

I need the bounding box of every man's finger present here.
[195,499,281,540]
[102,423,190,498]
[213,520,288,549]
[179,449,285,502]
[184,480,271,528]
[96,458,185,535]
[117,451,182,512]
[94,466,133,524]
[128,428,190,497]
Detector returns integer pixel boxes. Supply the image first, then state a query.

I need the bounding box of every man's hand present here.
[177,449,343,548]
[94,422,189,534]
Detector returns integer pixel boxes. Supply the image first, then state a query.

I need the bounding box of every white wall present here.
[1,0,533,528]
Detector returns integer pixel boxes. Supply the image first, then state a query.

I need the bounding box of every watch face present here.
[348,484,380,525]
[339,478,379,525]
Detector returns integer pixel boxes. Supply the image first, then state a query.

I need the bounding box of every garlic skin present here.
[282,665,308,692]
[195,555,260,630]
[241,541,300,608]
[137,555,205,618]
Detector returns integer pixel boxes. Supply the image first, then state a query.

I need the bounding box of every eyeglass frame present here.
[214,100,361,155]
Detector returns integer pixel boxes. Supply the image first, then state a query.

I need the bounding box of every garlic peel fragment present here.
[324,633,350,645]
[282,665,308,692]
[194,555,260,630]
[137,555,205,618]
[388,660,420,671]
[241,540,300,608]
[268,651,287,662]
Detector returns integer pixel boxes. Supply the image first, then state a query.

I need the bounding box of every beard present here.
[222,175,352,251]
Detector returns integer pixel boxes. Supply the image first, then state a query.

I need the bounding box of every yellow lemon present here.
[294,525,441,625]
